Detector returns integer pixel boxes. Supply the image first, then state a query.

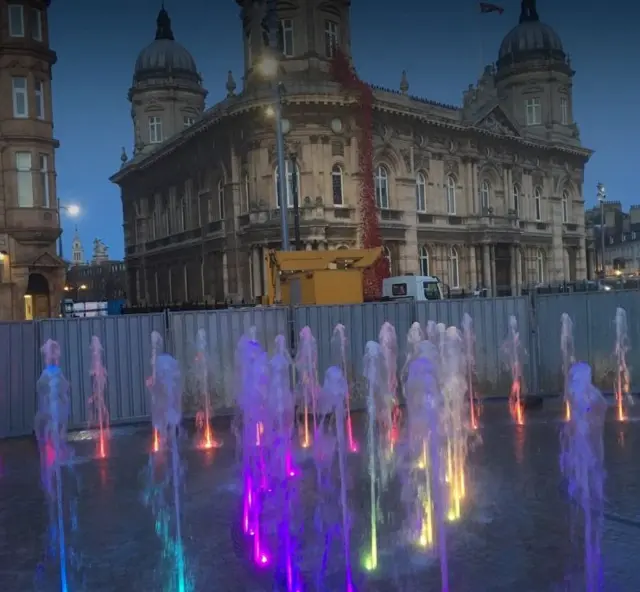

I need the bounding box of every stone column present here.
[168,268,173,302]
[251,247,262,299]
[550,200,564,282]
[510,245,517,296]
[469,245,477,290]
[587,248,595,279]
[577,240,587,281]
[472,162,479,214]
[222,252,229,298]
[490,245,497,295]
[482,244,491,295]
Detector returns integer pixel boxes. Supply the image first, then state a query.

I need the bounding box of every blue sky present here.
[50,0,638,259]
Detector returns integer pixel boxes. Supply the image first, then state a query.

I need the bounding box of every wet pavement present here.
[1,400,640,591]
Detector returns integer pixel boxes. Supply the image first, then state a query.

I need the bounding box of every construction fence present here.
[1,290,637,438]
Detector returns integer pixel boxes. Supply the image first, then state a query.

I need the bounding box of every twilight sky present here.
[49,0,639,260]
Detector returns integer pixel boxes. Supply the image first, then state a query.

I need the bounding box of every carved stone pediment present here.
[31,251,64,269]
[475,107,520,137]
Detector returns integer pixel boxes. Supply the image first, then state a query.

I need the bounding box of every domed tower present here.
[495,0,577,145]
[129,7,207,154]
[236,0,352,89]
[71,227,84,266]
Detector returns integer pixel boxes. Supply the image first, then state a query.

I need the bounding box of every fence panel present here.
[535,290,640,394]
[169,307,288,413]
[37,314,167,429]
[0,322,38,438]
[415,296,532,398]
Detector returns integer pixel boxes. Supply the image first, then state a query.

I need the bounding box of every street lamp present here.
[259,53,290,251]
[58,199,80,260]
[597,182,606,277]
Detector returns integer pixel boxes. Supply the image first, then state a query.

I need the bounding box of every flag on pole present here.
[479,2,504,14]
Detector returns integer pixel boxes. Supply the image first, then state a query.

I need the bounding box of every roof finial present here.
[400,70,409,94]
[155,5,174,41]
[519,0,539,23]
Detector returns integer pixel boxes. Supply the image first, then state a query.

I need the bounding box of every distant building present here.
[70,227,84,266]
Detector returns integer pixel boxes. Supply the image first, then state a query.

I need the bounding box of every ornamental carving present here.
[415,153,430,172]
[477,113,515,136]
[532,173,544,188]
[444,159,459,177]
[512,167,523,184]
[399,149,412,173]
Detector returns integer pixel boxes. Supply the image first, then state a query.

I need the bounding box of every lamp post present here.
[597,182,606,277]
[58,199,80,261]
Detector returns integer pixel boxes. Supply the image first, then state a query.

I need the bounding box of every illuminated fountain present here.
[561,313,575,422]
[146,330,164,453]
[614,307,631,422]
[378,322,399,484]
[88,336,110,458]
[295,326,319,449]
[503,316,524,425]
[331,324,358,452]
[34,339,72,591]
[461,314,479,430]
[193,328,218,449]
[560,362,606,591]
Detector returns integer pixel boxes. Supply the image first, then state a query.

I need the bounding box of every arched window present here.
[536,249,545,283]
[218,179,225,220]
[512,183,520,215]
[332,164,344,206]
[534,187,542,221]
[275,160,299,208]
[382,245,392,274]
[562,190,569,223]
[480,180,490,211]
[416,172,426,212]
[243,174,250,213]
[375,165,389,209]
[419,245,430,275]
[446,175,456,215]
[449,247,460,288]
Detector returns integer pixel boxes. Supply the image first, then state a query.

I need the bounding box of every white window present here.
[419,246,430,275]
[149,116,163,144]
[446,175,456,214]
[480,180,490,211]
[275,160,299,208]
[512,183,520,214]
[32,8,43,41]
[35,80,44,120]
[332,164,344,206]
[382,245,392,274]
[217,180,225,219]
[183,116,195,129]
[560,97,568,125]
[243,174,250,213]
[278,18,294,57]
[39,154,50,207]
[325,20,339,58]
[416,172,426,212]
[9,5,24,37]
[449,247,460,288]
[374,165,389,209]
[525,97,541,126]
[16,152,33,207]
[562,190,569,223]
[12,77,28,118]
[534,187,542,221]
[536,249,546,283]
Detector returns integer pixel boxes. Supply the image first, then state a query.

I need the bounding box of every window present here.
[445,175,456,214]
[480,180,490,211]
[243,174,250,213]
[562,190,569,223]
[382,245,392,274]
[416,172,426,212]
[278,18,294,57]
[374,165,389,209]
[512,184,520,214]
[149,116,163,144]
[449,247,460,288]
[183,116,195,129]
[419,246,430,276]
[275,160,299,208]
[332,164,344,206]
[16,152,33,207]
[536,249,545,283]
[9,4,24,37]
[32,8,43,41]
[325,20,339,58]
[12,77,28,118]
[39,154,50,207]
[534,187,542,221]
[525,97,541,126]
[218,180,225,219]
[35,80,44,120]
[560,97,568,125]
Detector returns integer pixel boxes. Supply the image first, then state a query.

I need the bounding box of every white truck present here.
[382,275,446,301]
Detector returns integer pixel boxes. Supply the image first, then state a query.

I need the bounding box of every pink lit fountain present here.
[88,336,110,459]
[331,323,358,452]
[295,326,319,449]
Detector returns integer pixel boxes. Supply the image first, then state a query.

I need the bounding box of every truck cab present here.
[382,275,446,301]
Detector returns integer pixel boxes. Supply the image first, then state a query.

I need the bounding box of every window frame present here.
[534,187,542,221]
[331,163,344,206]
[536,249,545,283]
[35,80,45,120]
[148,116,163,144]
[16,152,33,207]
[39,153,50,207]
[218,179,225,220]
[31,8,43,41]
[9,4,25,38]
[279,18,294,57]
[324,20,339,58]
[12,77,28,119]
[562,190,569,223]
[525,97,542,126]
[446,175,456,215]
[374,165,389,209]
[416,172,427,212]
[449,247,460,288]
[183,115,195,129]
[419,245,430,276]
[560,96,568,125]
[480,180,490,211]
[275,160,299,209]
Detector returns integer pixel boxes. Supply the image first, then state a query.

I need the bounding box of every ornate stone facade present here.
[0,0,64,319]
[112,1,591,305]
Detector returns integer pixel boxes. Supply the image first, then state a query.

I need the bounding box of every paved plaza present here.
[1,400,639,591]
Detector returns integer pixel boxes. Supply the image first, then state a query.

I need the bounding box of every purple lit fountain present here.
[560,362,606,592]
[296,326,320,449]
[331,323,358,452]
[88,336,110,459]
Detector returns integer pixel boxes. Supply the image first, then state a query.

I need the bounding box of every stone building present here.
[0,0,63,319]
[112,0,592,305]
